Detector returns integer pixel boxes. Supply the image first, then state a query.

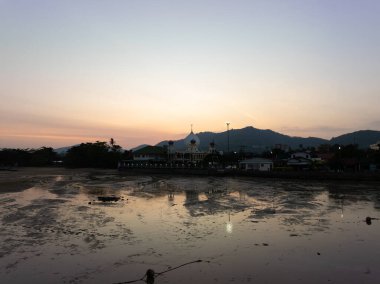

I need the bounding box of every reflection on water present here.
[1,174,380,283]
[225,212,233,234]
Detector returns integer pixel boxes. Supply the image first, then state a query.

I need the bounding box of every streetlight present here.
[226,122,230,153]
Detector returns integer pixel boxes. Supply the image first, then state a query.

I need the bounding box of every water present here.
[1,172,380,283]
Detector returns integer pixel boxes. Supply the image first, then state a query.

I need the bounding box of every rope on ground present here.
[113,259,207,284]
[155,259,203,278]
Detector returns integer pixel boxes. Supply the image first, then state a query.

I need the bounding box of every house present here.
[290,152,311,159]
[287,152,313,168]
[287,157,312,168]
[370,141,380,151]
[132,146,166,161]
[240,158,273,171]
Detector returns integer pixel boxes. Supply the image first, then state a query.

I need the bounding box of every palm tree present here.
[110,138,115,147]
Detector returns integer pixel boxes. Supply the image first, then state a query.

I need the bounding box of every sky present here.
[1,0,380,149]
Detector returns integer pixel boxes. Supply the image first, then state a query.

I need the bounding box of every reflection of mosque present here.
[184,190,200,204]
[168,191,175,201]
[182,185,240,217]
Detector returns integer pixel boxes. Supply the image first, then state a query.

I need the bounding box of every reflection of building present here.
[240,158,273,171]
[184,190,200,204]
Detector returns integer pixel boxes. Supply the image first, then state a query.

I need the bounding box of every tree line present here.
[0,139,131,168]
[1,140,379,171]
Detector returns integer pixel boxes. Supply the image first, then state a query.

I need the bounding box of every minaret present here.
[168,140,174,161]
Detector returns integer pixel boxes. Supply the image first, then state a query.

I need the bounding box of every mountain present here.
[54,146,76,155]
[330,130,380,148]
[156,127,380,152]
[130,144,150,152]
[156,126,328,152]
[54,128,380,155]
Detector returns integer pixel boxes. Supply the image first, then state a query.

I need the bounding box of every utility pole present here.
[226,122,230,153]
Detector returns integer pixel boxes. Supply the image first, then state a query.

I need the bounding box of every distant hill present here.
[54,128,380,155]
[156,126,380,152]
[157,126,328,152]
[130,144,149,152]
[54,146,76,155]
[330,130,380,148]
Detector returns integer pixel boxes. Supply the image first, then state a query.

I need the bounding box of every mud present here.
[1,168,380,283]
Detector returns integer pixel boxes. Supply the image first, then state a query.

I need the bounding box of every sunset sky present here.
[1,0,379,149]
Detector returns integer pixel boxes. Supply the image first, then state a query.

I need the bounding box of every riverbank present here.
[1,167,380,194]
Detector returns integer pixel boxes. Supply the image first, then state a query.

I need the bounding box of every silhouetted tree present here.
[30,147,57,166]
[0,148,30,166]
[0,147,58,167]
[328,144,365,172]
[64,141,123,168]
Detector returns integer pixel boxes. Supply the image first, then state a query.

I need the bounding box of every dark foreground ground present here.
[1,168,380,283]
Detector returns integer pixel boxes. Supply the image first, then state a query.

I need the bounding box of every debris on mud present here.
[365,216,379,225]
[366,217,372,225]
[97,196,123,202]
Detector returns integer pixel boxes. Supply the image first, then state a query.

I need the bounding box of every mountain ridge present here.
[155,126,380,152]
[52,127,380,153]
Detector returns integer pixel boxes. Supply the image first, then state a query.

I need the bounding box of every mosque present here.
[119,126,218,169]
[167,126,216,164]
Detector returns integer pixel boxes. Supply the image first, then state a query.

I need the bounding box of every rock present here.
[366,217,372,225]
[146,269,155,284]
[97,196,121,202]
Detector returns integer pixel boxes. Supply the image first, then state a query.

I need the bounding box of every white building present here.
[291,152,311,159]
[287,151,314,167]
[370,141,380,151]
[240,158,273,171]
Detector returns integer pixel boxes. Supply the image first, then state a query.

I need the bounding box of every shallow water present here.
[1,173,380,283]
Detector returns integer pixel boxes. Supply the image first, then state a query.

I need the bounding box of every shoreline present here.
[118,167,380,182]
[1,167,380,194]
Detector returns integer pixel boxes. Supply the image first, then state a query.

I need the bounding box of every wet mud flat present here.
[1,168,380,283]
